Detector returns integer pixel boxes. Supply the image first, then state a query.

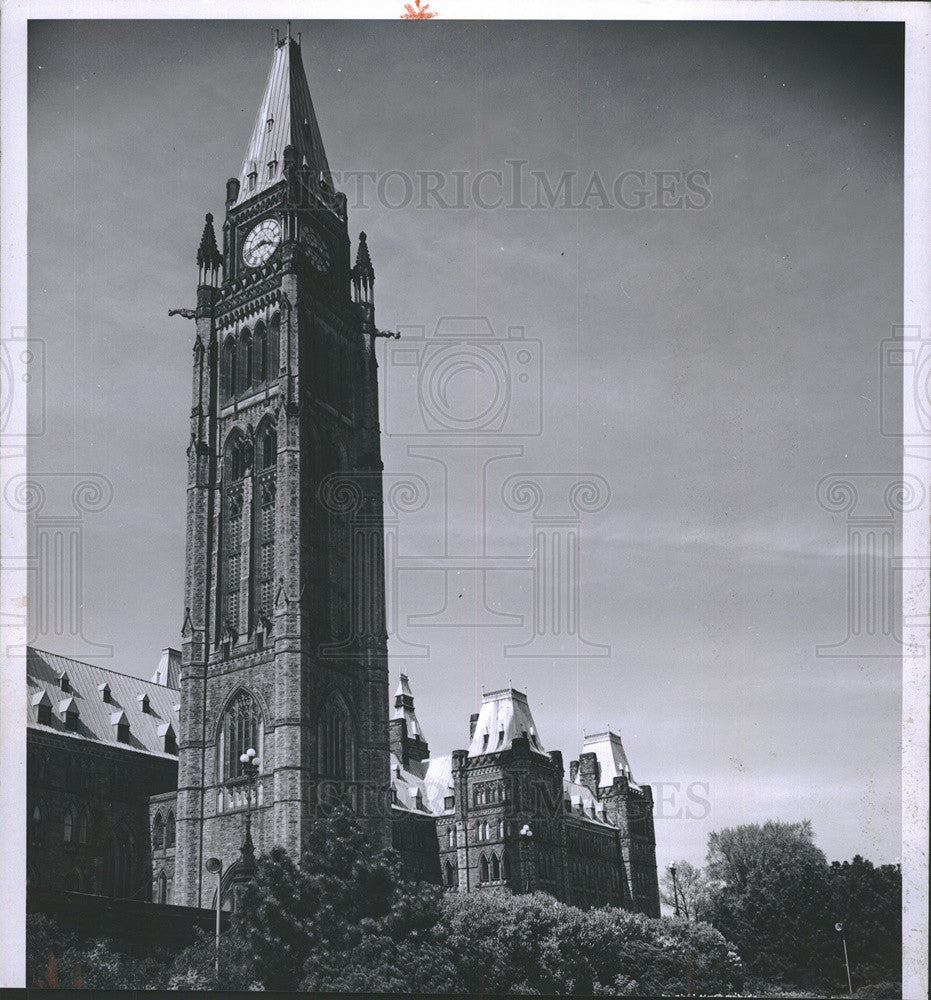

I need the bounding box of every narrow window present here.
[480,854,489,883]
[165,811,176,848]
[221,690,263,783]
[63,805,76,843]
[491,853,501,881]
[444,860,456,887]
[78,809,89,845]
[253,322,267,383]
[157,871,168,904]
[30,806,42,844]
[153,812,164,849]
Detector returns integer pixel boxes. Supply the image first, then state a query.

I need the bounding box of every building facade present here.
[26,31,660,921]
[173,30,390,909]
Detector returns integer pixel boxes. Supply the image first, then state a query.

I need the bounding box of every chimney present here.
[470,713,480,739]
[226,177,240,206]
[578,752,600,795]
[570,760,580,782]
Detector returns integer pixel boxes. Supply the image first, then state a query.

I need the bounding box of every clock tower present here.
[174,31,390,908]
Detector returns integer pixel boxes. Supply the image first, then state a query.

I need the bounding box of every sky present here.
[26,18,904,871]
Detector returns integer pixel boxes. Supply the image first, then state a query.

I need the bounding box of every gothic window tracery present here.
[165,810,176,848]
[317,696,353,779]
[223,336,237,402]
[153,812,164,849]
[253,321,267,383]
[63,804,76,843]
[218,690,264,784]
[238,329,252,395]
[223,435,248,634]
[255,424,277,619]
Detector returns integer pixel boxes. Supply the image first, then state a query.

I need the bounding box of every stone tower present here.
[174,31,390,908]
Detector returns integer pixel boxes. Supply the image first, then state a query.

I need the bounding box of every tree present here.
[704,820,834,987]
[828,856,901,986]
[660,860,711,921]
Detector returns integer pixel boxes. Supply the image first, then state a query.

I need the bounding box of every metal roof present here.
[468,686,547,758]
[27,648,179,759]
[235,35,332,206]
[583,731,635,785]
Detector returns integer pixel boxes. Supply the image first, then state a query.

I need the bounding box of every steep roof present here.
[27,648,180,759]
[468,686,547,758]
[235,34,332,205]
[151,647,181,689]
[389,752,453,816]
[391,673,425,741]
[583,731,635,785]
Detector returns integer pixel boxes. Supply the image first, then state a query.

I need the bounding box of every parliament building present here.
[26,31,660,922]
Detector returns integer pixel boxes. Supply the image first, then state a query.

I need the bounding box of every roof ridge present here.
[28,647,180,692]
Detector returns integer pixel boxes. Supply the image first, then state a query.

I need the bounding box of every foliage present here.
[660,859,711,921]
[438,888,743,996]
[703,821,901,995]
[704,820,834,986]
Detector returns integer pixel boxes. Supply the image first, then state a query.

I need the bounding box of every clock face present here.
[241,218,282,268]
[299,223,331,273]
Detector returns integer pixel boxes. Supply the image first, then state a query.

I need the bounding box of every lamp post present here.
[519,823,534,894]
[668,864,681,918]
[239,747,259,875]
[835,922,853,997]
[204,857,223,978]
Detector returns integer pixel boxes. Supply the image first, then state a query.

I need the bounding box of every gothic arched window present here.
[501,852,510,880]
[238,329,252,395]
[317,697,353,779]
[218,690,263,784]
[491,853,501,881]
[223,435,248,635]
[66,868,84,892]
[254,424,277,619]
[152,812,164,849]
[253,321,267,384]
[78,808,89,845]
[157,871,168,904]
[444,860,456,887]
[268,313,280,379]
[479,854,490,883]
[105,827,136,899]
[165,810,176,848]
[223,336,237,401]
[63,804,76,843]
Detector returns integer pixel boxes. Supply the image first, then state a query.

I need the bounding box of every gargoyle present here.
[168,308,197,320]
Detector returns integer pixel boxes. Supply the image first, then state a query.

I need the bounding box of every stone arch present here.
[216,687,266,784]
[222,332,238,401]
[316,689,355,779]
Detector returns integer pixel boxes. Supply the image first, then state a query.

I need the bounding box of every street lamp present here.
[668,864,681,918]
[835,922,853,997]
[239,747,259,874]
[204,857,223,978]
[519,824,533,894]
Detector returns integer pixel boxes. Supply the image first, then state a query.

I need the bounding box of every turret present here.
[196,213,223,289]
[351,231,375,326]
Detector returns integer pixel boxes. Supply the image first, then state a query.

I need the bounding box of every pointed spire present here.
[352,232,375,314]
[392,673,424,741]
[197,213,222,273]
[235,33,332,205]
[354,231,374,280]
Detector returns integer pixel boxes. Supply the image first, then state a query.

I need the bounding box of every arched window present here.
[78,808,89,845]
[219,690,263,783]
[63,804,76,843]
[444,860,456,887]
[268,313,280,379]
[223,435,248,634]
[501,852,510,880]
[153,812,164,849]
[253,321,267,384]
[255,423,277,619]
[317,696,354,779]
[479,854,490,883]
[491,853,501,881]
[223,336,237,401]
[165,811,176,848]
[105,827,136,899]
[157,871,168,904]
[66,869,84,892]
[30,805,42,844]
[238,330,252,395]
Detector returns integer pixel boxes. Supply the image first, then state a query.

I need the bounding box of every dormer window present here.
[59,672,70,693]
[98,683,111,703]
[266,117,274,132]
[137,693,151,714]
[110,710,130,744]
[482,732,489,751]
[414,789,424,811]
[267,159,277,179]
[59,697,78,730]
[32,691,53,726]
[158,722,177,755]
[444,794,455,810]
